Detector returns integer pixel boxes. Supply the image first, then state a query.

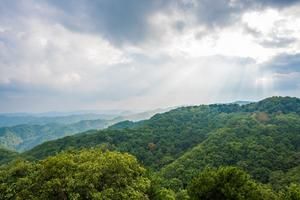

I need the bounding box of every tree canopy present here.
[188,167,277,200]
[0,149,150,200]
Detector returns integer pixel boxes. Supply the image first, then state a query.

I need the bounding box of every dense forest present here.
[0,96,300,199]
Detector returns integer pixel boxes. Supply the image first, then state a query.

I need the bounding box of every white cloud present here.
[242,9,282,34]
[0,18,129,91]
[143,7,299,63]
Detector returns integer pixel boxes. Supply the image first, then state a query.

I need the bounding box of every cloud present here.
[3,0,299,45]
[253,72,300,97]
[0,0,300,112]
[0,18,129,92]
[264,53,300,73]
[257,53,300,94]
[272,72,300,91]
[256,0,300,7]
[42,0,172,45]
[166,0,300,33]
[242,7,300,50]
[259,36,296,48]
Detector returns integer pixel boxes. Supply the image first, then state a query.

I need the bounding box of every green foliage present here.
[160,113,300,188]
[175,190,190,200]
[187,167,277,200]
[24,105,238,169]
[1,96,300,199]
[0,148,18,165]
[241,96,300,114]
[149,188,176,200]
[108,120,145,130]
[279,184,300,200]
[270,166,300,190]
[0,149,150,200]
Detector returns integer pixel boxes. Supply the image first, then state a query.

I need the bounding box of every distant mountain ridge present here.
[232,100,253,105]
[0,108,172,152]
[0,114,112,127]
[0,119,109,152]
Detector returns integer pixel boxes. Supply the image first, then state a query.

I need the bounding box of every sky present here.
[0,0,300,112]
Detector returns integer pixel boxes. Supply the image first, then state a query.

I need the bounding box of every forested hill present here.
[241,96,300,114]
[1,96,300,199]
[22,96,299,167]
[0,148,18,165]
[160,113,300,185]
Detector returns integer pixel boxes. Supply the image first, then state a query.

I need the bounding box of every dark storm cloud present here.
[43,0,172,45]
[3,0,299,45]
[0,0,171,45]
[190,0,244,28]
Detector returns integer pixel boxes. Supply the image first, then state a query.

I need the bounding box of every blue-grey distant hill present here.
[0,113,113,127]
[0,108,171,152]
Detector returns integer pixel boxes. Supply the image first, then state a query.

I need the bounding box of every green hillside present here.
[24,104,240,167]
[241,96,300,114]
[160,113,300,187]
[1,96,300,199]
[20,97,299,185]
[0,148,18,165]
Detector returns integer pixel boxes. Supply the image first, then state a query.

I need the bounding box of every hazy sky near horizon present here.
[0,0,300,112]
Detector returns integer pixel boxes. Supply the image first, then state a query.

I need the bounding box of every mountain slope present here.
[0,108,171,152]
[0,148,18,164]
[0,119,109,152]
[10,96,300,190]
[160,113,300,186]
[24,105,240,167]
[241,96,300,114]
